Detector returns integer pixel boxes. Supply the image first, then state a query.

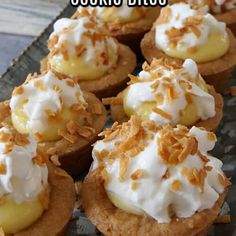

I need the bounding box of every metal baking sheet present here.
[0,4,236,236]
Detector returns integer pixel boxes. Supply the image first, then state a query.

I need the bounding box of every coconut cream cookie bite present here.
[6,70,106,176]
[141,3,236,92]
[104,58,223,131]
[75,5,160,55]
[0,126,75,235]
[41,10,136,99]
[172,0,236,35]
[82,116,230,236]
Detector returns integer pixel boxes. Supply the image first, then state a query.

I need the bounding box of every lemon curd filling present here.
[48,52,117,81]
[11,105,81,142]
[164,32,230,63]
[0,192,48,234]
[97,7,147,24]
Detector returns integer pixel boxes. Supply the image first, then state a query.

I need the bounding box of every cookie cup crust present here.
[110,86,223,132]
[16,162,75,236]
[41,44,137,99]
[0,92,107,177]
[216,9,236,36]
[81,170,227,236]
[141,29,236,93]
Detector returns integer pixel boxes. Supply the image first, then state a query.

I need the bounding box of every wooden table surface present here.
[0,0,69,75]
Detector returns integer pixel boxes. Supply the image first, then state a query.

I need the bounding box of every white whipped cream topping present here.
[125,59,215,125]
[10,70,86,133]
[155,3,227,52]
[92,125,226,223]
[49,16,118,71]
[0,127,48,203]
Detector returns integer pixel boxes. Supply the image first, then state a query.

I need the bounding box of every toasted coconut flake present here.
[66,80,75,87]
[38,188,49,210]
[52,84,63,93]
[130,169,144,180]
[152,107,172,121]
[0,163,6,175]
[58,129,78,144]
[127,74,139,85]
[119,155,129,182]
[33,148,49,166]
[47,147,57,155]
[94,149,109,162]
[151,80,160,90]
[204,165,213,172]
[101,168,110,185]
[75,44,87,57]
[218,174,231,188]
[3,142,13,154]
[12,131,30,146]
[198,151,209,163]
[181,166,206,191]
[155,93,164,105]
[0,131,10,143]
[170,179,182,192]
[12,86,24,96]
[102,97,123,106]
[179,80,192,90]
[162,169,170,179]
[34,132,43,142]
[185,93,193,104]
[214,215,231,224]
[131,182,140,190]
[34,80,46,91]
[50,155,61,166]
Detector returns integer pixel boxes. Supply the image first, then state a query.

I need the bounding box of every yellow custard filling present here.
[164,32,230,63]
[12,105,80,142]
[98,8,146,24]
[107,191,143,215]
[48,54,109,81]
[123,78,209,126]
[0,197,45,234]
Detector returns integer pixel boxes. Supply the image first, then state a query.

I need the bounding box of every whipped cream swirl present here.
[0,127,48,203]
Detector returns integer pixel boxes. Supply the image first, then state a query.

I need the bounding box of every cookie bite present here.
[104,58,223,131]
[172,0,236,35]
[42,11,136,99]
[141,3,236,92]
[0,126,75,235]
[82,116,230,236]
[75,5,160,55]
[7,71,106,176]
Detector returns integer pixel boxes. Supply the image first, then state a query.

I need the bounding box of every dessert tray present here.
[0,4,236,236]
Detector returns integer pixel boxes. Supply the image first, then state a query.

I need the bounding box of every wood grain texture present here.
[0,0,69,36]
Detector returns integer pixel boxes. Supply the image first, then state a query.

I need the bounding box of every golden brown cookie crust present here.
[82,170,227,236]
[0,92,107,177]
[41,44,137,99]
[16,163,75,236]
[141,29,236,92]
[216,8,236,35]
[110,86,223,131]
